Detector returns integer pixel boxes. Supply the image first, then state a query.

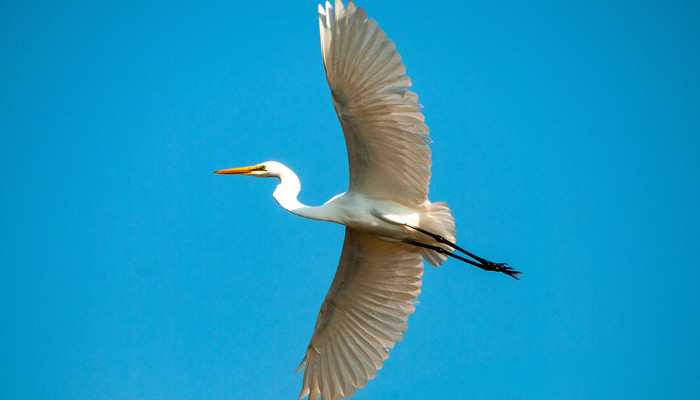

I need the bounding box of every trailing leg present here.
[403,240,520,279]
[403,224,521,279]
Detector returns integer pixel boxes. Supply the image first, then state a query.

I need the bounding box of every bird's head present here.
[213,161,287,178]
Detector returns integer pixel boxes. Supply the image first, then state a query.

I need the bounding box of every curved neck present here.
[272,167,330,222]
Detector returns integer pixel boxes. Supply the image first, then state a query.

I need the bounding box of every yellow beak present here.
[213,165,261,175]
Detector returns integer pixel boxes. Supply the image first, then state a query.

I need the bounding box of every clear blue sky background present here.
[2,1,699,399]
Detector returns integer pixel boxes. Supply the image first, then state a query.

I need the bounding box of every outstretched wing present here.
[319,0,432,207]
[296,228,423,400]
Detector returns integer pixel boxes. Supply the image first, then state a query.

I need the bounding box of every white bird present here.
[215,1,519,399]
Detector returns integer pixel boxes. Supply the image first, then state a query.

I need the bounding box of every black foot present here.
[483,262,521,280]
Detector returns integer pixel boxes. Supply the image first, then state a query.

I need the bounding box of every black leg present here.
[405,240,487,269]
[403,224,521,279]
[403,240,520,279]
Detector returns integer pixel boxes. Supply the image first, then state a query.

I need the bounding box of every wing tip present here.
[298,384,310,400]
[295,356,308,374]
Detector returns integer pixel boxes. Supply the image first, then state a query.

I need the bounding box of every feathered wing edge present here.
[296,228,423,400]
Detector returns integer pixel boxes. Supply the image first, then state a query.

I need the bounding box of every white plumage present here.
[214,1,518,399]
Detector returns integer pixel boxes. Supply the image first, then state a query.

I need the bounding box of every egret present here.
[215,1,519,399]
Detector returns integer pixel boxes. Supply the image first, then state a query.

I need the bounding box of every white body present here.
[303,192,421,239]
[269,161,449,246]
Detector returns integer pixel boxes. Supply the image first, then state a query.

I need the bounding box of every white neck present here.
[271,166,333,222]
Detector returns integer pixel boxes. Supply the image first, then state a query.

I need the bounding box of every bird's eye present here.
[256,165,267,171]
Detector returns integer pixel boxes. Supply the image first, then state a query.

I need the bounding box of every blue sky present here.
[2,0,699,399]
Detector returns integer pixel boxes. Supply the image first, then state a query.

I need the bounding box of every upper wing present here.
[319,0,432,207]
[296,228,423,400]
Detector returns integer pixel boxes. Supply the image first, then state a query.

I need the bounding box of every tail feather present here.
[419,201,456,267]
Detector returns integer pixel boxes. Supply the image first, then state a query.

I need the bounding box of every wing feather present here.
[297,228,423,399]
[319,0,432,206]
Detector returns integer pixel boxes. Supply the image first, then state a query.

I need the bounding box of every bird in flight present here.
[215,1,520,399]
